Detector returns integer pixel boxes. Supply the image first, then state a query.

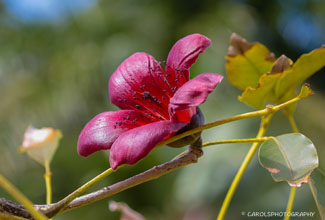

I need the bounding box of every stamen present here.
[142,91,150,99]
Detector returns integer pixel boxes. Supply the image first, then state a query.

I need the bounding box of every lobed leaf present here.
[239,55,295,110]
[276,46,325,99]
[258,133,318,187]
[226,33,324,111]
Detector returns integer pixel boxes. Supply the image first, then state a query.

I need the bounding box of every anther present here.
[143,91,150,99]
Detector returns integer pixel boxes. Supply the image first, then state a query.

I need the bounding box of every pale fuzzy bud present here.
[19,126,62,166]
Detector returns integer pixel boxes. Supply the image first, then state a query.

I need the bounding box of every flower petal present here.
[109,120,186,170]
[169,73,223,122]
[109,52,175,121]
[77,110,151,157]
[166,34,211,77]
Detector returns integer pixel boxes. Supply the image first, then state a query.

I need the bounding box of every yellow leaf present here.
[239,72,282,109]
[226,33,275,90]
[276,46,325,98]
[239,55,293,109]
[226,34,322,111]
[298,83,314,98]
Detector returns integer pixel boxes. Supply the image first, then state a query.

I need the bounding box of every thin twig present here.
[157,91,308,148]
[0,174,48,220]
[44,161,52,205]
[217,114,273,220]
[284,114,299,220]
[56,145,202,216]
[202,137,271,147]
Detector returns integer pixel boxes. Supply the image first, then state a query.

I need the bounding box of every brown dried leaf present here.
[227,33,253,57]
[270,55,293,74]
[109,201,146,220]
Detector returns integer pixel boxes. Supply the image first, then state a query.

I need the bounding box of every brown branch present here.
[0,145,203,219]
[0,198,32,219]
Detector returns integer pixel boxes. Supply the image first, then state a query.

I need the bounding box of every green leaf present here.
[276,46,325,98]
[258,133,319,187]
[309,168,325,219]
[226,33,275,90]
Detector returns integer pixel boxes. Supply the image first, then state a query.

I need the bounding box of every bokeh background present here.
[0,0,325,219]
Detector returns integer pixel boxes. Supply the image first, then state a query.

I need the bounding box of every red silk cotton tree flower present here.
[78,34,223,170]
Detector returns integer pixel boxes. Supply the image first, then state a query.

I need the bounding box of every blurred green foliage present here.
[0,0,324,219]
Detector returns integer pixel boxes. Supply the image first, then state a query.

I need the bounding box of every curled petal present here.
[166,34,211,75]
[169,73,223,121]
[109,120,187,170]
[78,110,151,157]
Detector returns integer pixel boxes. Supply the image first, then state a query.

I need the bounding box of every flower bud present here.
[167,108,204,148]
[19,126,62,166]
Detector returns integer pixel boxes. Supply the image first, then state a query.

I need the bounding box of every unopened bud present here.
[168,108,204,148]
[19,126,62,166]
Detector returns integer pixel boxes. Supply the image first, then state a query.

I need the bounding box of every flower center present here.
[116,62,188,122]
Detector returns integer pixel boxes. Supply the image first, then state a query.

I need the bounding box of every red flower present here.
[78,34,223,170]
